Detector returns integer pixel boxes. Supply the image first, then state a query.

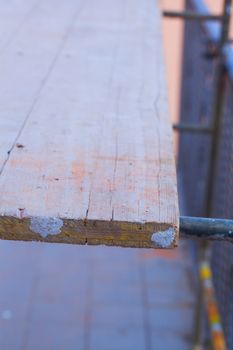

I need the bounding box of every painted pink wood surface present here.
[0,0,179,248]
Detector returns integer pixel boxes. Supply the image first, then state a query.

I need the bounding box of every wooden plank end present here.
[0,215,178,249]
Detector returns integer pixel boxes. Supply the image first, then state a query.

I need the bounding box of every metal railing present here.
[164,0,233,349]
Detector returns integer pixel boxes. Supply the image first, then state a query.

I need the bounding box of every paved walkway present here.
[0,239,195,350]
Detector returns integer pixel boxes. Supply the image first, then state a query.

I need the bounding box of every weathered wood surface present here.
[0,0,179,248]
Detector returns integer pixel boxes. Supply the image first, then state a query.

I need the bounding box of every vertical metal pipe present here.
[192,244,206,350]
[204,0,231,217]
[193,241,210,350]
[193,2,231,348]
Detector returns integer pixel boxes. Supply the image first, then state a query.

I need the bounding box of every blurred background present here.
[1,1,233,349]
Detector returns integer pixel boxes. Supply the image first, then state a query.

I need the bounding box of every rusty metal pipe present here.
[173,123,212,133]
[163,11,223,21]
[180,216,233,242]
[204,0,231,217]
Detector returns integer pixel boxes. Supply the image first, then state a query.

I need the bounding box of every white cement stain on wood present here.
[0,0,179,248]
[151,228,176,248]
[29,217,63,238]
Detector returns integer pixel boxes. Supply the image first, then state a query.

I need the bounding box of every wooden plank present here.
[0,0,38,52]
[0,0,84,167]
[0,0,179,248]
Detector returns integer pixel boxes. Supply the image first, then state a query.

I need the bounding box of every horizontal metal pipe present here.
[173,123,212,133]
[163,11,223,21]
[180,216,233,242]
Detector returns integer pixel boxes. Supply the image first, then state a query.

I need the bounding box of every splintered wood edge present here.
[0,215,179,249]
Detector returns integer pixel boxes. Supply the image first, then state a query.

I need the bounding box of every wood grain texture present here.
[0,0,179,248]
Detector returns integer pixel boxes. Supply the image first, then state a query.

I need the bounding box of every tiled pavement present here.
[0,239,195,350]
